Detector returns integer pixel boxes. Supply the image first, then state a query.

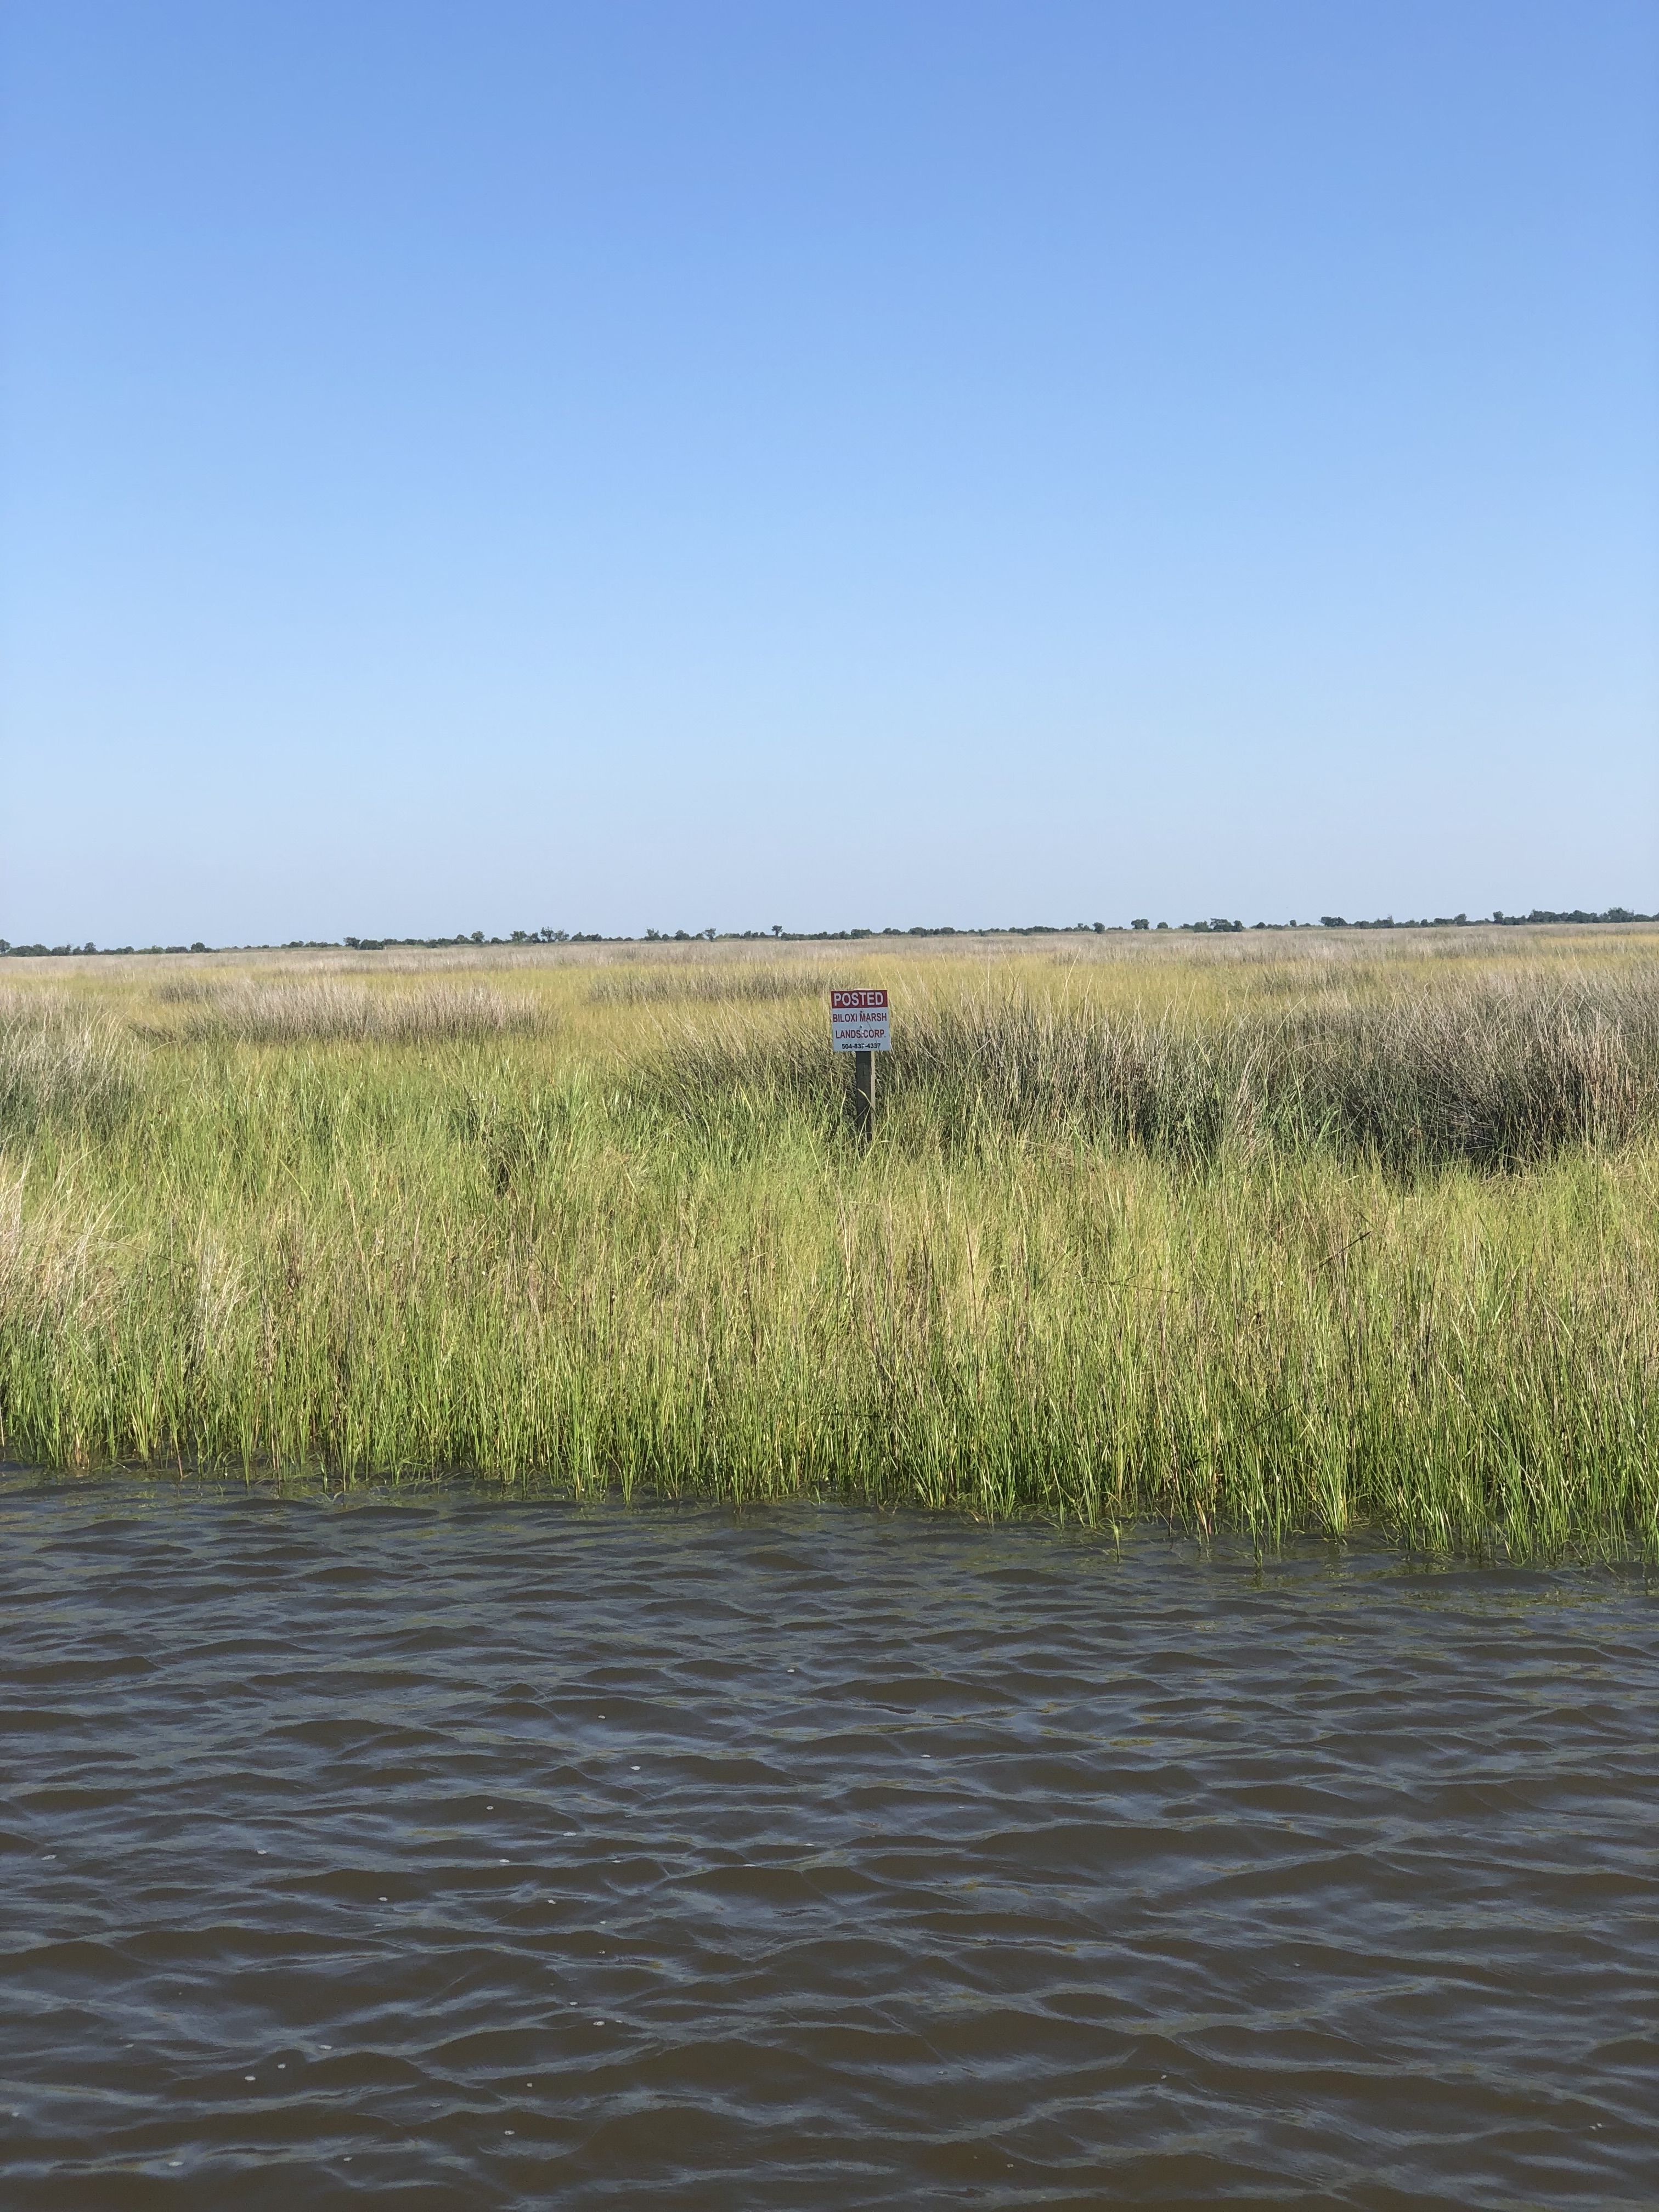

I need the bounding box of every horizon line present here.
[2,906,1655,958]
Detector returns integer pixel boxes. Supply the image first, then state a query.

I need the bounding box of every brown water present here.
[2,1476,1655,2209]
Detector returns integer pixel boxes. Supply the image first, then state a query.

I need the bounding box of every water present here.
[2,1476,1655,2209]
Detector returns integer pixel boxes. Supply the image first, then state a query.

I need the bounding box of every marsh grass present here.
[0,992,138,1138]
[645,972,1659,1170]
[173,979,545,1044]
[1,929,1655,1555]
[588,963,832,1006]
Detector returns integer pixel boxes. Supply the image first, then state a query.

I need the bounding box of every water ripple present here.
[1,1475,1656,2207]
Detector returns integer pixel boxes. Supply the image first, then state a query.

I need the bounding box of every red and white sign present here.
[830,988,890,1052]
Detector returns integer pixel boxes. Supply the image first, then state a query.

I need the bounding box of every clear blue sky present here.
[2,1,1655,943]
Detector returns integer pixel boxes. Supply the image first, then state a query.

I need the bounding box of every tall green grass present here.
[0,935,1655,1555]
[0,991,137,1137]
[645,970,1659,1169]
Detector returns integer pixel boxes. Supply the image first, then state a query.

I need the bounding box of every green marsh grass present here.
[1,927,1655,1555]
[170,977,546,1043]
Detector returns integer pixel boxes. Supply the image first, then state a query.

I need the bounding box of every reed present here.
[0,928,1654,1555]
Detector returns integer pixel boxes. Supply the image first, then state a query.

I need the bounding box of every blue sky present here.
[2,0,1655,942]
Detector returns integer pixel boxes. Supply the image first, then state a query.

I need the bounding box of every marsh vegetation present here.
[1,925,1655,1554]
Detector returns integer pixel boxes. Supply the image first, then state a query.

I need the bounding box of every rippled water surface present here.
[2,1475,1656,2208]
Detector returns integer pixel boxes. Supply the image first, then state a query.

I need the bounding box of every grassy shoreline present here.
[2,928,1655,1556]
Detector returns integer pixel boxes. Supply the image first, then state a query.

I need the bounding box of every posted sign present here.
[831,988,890,1052]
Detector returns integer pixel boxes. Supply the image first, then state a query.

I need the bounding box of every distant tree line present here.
[1,907,1652,957]
[0,940,209,957]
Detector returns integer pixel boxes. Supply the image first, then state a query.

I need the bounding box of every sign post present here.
[830,989,890,1144]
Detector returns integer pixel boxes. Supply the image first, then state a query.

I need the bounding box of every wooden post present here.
[851,1048,874,1146]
